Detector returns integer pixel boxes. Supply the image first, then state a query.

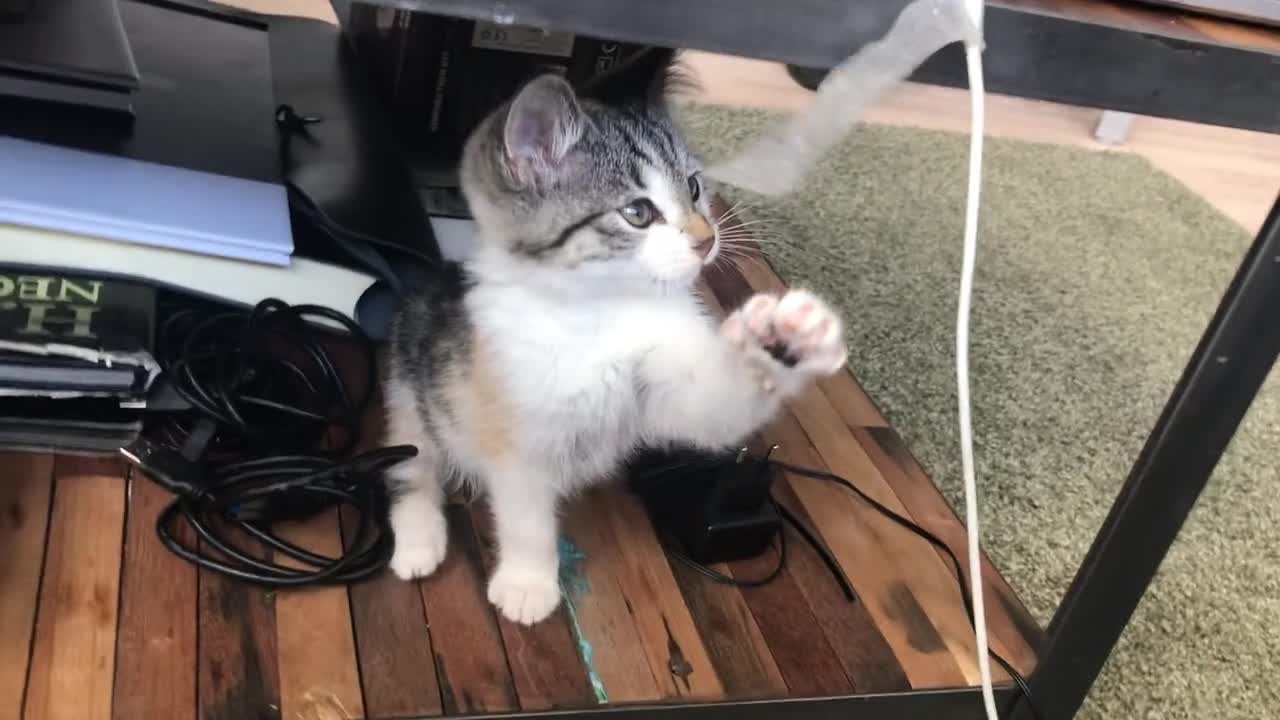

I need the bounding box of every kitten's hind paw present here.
[487,563,562,625]
[723,289,848,386]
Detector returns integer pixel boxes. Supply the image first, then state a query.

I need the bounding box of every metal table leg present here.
[1015,193,1280,719]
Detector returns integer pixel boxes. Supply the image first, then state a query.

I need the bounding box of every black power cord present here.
[771,459,1047,720]
[666,525,788,588]
[121,298,417,587]
[656,451,1043,719]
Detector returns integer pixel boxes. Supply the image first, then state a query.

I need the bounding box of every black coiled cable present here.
[125,298,416,587]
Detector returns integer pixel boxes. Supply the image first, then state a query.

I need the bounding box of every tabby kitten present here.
[384,50,848,625]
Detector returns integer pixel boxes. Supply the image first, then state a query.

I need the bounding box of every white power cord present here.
[958,0,997,717]
[707,2,997,715]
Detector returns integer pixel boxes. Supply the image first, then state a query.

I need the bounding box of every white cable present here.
[705,3,996,713]
[958,4,998,718]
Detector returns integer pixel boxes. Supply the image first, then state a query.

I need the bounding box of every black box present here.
[345,3,646,196]
[626,447,783,566]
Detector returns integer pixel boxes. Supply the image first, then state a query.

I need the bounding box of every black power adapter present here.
[626,445,782,565]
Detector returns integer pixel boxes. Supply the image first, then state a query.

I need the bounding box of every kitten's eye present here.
[620,199,658,228]
[688,173,702,202]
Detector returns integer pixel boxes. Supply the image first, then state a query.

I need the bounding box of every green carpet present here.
[680,105,1279,718]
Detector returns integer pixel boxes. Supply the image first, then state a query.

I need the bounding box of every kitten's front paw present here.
[389,510,449,580]
[487,563,561,625]
[722,290,847,388]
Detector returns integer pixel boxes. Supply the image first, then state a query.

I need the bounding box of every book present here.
[0,268,157,398]
[1,223,381,333]
[0,136,292,266]
[0,396,143,455]
[0,269,154,455]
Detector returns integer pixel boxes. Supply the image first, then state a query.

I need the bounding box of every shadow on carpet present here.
[679,105,1278,719]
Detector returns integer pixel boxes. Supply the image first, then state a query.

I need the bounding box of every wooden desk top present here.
[326,0,1279,132]
[221,0,1280,131]
[1005,0,1280,53]
[0,210,1044,719]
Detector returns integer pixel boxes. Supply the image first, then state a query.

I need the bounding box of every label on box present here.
[471,22,575,57]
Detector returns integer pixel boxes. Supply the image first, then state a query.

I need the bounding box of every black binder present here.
[0,0,139,89]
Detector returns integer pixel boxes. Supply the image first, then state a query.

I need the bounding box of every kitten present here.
[384,49,849,625]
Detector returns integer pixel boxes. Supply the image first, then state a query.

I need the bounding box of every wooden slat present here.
[266,335,376,720]
[766,410,975,688]
[112,475,197,720]
[857,426,1043,674]
[197,541,281,720]
[419,504,519,715]
[340,505,443,719]
[584,491,725,701]
[1007,0,1280,52]
[726,543,853,697]
[785,385,995,680]
[560,496,663,704]
[23,456,127,720]
[769,482,912,694]
[274,511,365,720]
[667,551,788,698]
[467,505,597,711]
[0,452,54,718]
[341,378,444,720]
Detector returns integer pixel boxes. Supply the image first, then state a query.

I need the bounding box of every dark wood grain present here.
[0,452,54,719]
[560,495,663,704]
[769,481,911,694]
[591,491,726,701]
[667,548,788,699]
[113,473,197,720]
[726,541,853,697]
[340,503,443,719]
[858,426,1043,674]
[273,511,365,720]
[468,504,598,711]
[764,410,975,688]
[419,504,519,715]
[197,530,282,720]
[271,337,369,720]
[1002,0,1280,51]
[24,456,127,720]
[340,376,444,720]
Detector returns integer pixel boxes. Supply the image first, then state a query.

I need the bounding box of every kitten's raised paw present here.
[487,563,562,625]
[723,289,847,382]
[389,514,449,580]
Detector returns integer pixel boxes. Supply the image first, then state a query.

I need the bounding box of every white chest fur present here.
[464,280,709,489]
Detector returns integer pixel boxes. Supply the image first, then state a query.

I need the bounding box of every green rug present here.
[680,105,1279,719]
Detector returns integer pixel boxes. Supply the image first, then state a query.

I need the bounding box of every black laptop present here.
[0,0,139,113]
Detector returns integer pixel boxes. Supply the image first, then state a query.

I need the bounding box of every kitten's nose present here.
[684,214,715,259]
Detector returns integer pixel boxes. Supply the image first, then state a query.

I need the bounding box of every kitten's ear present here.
[503,74,586,186]
[582,47,686,108]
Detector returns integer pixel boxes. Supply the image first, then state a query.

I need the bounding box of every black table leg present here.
[1015,193,1280,719]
